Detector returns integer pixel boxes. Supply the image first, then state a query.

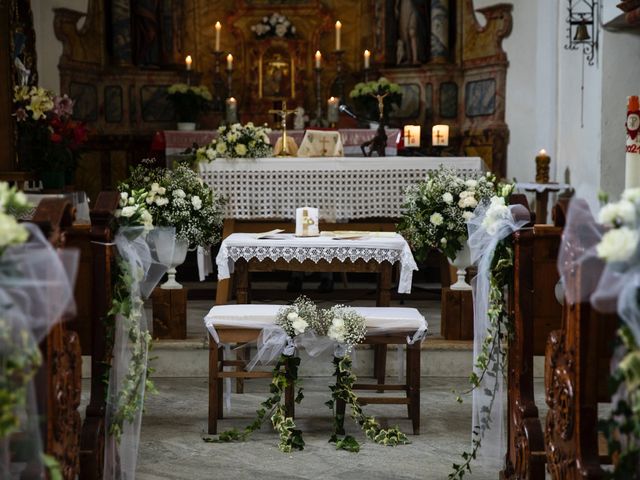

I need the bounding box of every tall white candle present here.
[226,53,233,70]
[626,95,640,188]
[364,50,371,69]
[315,50,322,69]
[215,22,221,51]
[185,55,192,71]
[335,21,342,51]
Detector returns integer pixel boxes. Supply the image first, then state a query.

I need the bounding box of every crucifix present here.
[361,92,389,157]
[269,100,297,156]
[318,136,332,156]
[434,129,444,144]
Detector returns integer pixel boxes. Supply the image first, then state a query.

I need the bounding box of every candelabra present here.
[226,67,233,99]
[312,67,324,127]
[211,51,226,111]
[333,50,346,103]
[363,67,371,83]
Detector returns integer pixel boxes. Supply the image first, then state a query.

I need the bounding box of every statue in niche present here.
[132,0,162,66]
[13,33,30,86]
[394,0,427,65]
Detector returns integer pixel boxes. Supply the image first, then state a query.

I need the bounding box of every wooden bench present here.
[204,305,426,435]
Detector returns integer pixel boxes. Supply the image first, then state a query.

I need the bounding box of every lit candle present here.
[403,125,421,148]
[226,97,238,124]
[335,21,342,51]
[432,124,449,146]
[215,22,221,51]
[364,49,371,69]
[185,55,192,71]
[535,149,551,183]
[226,53,233,70]
[327,96,339,124]
[315,50,322,69]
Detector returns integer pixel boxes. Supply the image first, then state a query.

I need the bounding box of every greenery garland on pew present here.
[449,232,514,479]
[206,298,410,453]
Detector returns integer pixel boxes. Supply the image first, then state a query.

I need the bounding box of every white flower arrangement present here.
[251,13,296,38]
[276,296,319,338]
[0,183,30,253]
[318,306,366,352]
[114,189,154,230]
[120,160,224,247]
[400,166,506,261]
[595,188,640,264]
[480,196,512,236]
[195,122,273,161]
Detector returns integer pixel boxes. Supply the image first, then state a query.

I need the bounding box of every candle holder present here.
[535,151,551,183]
[211,51,226,111]
[363,67,371,83]
[311,67,325,127]
[333,50,346,104]
[226,67,233,99]
[186,70,192,86]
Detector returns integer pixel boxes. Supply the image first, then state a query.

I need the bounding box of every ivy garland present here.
[204,354,305,452]
[326,355,409,452]
[600,325,640,479]
[449,239,514,479]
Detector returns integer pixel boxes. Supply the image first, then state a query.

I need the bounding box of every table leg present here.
[374,262,393,386]
[235,259,249,393]
[208,333,221,434]
[215,218,237,306]
[535,191,550,224]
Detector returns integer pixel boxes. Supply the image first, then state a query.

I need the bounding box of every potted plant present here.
[348,77,402,126]
[166,84,213,131]
[13,86,87,188]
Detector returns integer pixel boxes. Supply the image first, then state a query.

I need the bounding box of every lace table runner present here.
[200,156,485,221]
[215,233,419,294]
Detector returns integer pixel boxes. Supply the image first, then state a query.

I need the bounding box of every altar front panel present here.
[199,157,485,221]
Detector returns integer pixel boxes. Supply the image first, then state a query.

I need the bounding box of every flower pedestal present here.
[177,122,197,131]
[448,244,472,291]
[441,288,474,340]
[151,287,187,339]
[158,238,189,289]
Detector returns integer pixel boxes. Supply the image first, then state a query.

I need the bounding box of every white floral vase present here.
[448,243,472,291]
[159,238,189,289]
[177,122,197,131]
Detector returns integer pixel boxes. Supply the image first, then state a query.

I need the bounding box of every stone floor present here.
[136,376,523,480]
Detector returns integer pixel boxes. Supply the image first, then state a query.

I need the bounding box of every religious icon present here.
[259,47,295,99]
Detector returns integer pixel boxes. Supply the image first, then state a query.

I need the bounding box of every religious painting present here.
[109,0,132,64]
[104,86,123,123]
[69,82,98,121]
[465,79,496,117]
[10,0,38,87]
[439,82,458,119]
[141,85,174,122]
[259,47,295,99]
[386,84,420,120]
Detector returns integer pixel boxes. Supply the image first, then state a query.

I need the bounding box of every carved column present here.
[430,0,450,62]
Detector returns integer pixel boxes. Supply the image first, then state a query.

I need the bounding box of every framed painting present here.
[259,46,295,100]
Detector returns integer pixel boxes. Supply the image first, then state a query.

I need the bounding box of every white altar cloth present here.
[215,232,418,294]
[199,156,485,221]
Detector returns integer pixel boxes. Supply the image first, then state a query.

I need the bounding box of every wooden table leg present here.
[374,262,393,386]
[208,333,221,434]
[235,259,249,393]
[535,191,550,224]
[407,342,421,434]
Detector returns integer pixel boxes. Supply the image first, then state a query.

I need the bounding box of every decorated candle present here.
[432,124,449,146]
[403,125,421,148]
[296,207,319,237]
[315,50,322,69]
[226,53,233,70]
[364,50,371,69]
[327,97,339,124]
[535,149,551,183]
[335,21,342,51]
[215,22,221,51]
[626,95,640,188]
[185,55,192,71]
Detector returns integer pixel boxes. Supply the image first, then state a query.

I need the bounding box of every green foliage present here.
[328,355,410,452]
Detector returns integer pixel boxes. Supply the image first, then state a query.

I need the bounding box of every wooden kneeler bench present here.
[205,305,426,436]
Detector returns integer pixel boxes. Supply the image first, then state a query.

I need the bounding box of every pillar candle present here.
[432,124,449,146]
[226,54,233,70]
[226,97,238,124]
[215,22,221,51]
[315,50,322,69]
[403,125,421,147]
[535,149,551,183]
[327,97,339,124]
[335,21,342,51]
[626,95,640,188]
[364,50,371,69]
[185,55,192,71]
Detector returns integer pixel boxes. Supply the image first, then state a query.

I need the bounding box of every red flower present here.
[50,132,63,143]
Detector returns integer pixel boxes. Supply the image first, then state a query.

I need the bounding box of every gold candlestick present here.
[268,100,297,156]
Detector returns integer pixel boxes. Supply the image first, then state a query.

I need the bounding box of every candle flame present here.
[335,20,342,28]
[539,149,547,155]
[215,21,221,30]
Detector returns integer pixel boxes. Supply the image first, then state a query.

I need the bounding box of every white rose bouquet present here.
[316,305,366,353]
[195,122,272,161]
[114,188,154,230]
[596,188,640,264]
[400,166,505,261]
[251,13,296,38]
[119,160,224,247]
[276,296,319,338]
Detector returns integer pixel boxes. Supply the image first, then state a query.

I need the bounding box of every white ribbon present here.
[103,227,174,480]
[467,202,529,469]
[0,223,79,478]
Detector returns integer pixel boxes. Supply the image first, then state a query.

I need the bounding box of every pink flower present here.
[53,94,74,117]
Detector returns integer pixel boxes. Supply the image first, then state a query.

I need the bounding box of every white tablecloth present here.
[215,233,418,294]
[199,156,485,221]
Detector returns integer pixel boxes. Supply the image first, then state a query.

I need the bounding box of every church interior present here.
[2,0,640,479]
